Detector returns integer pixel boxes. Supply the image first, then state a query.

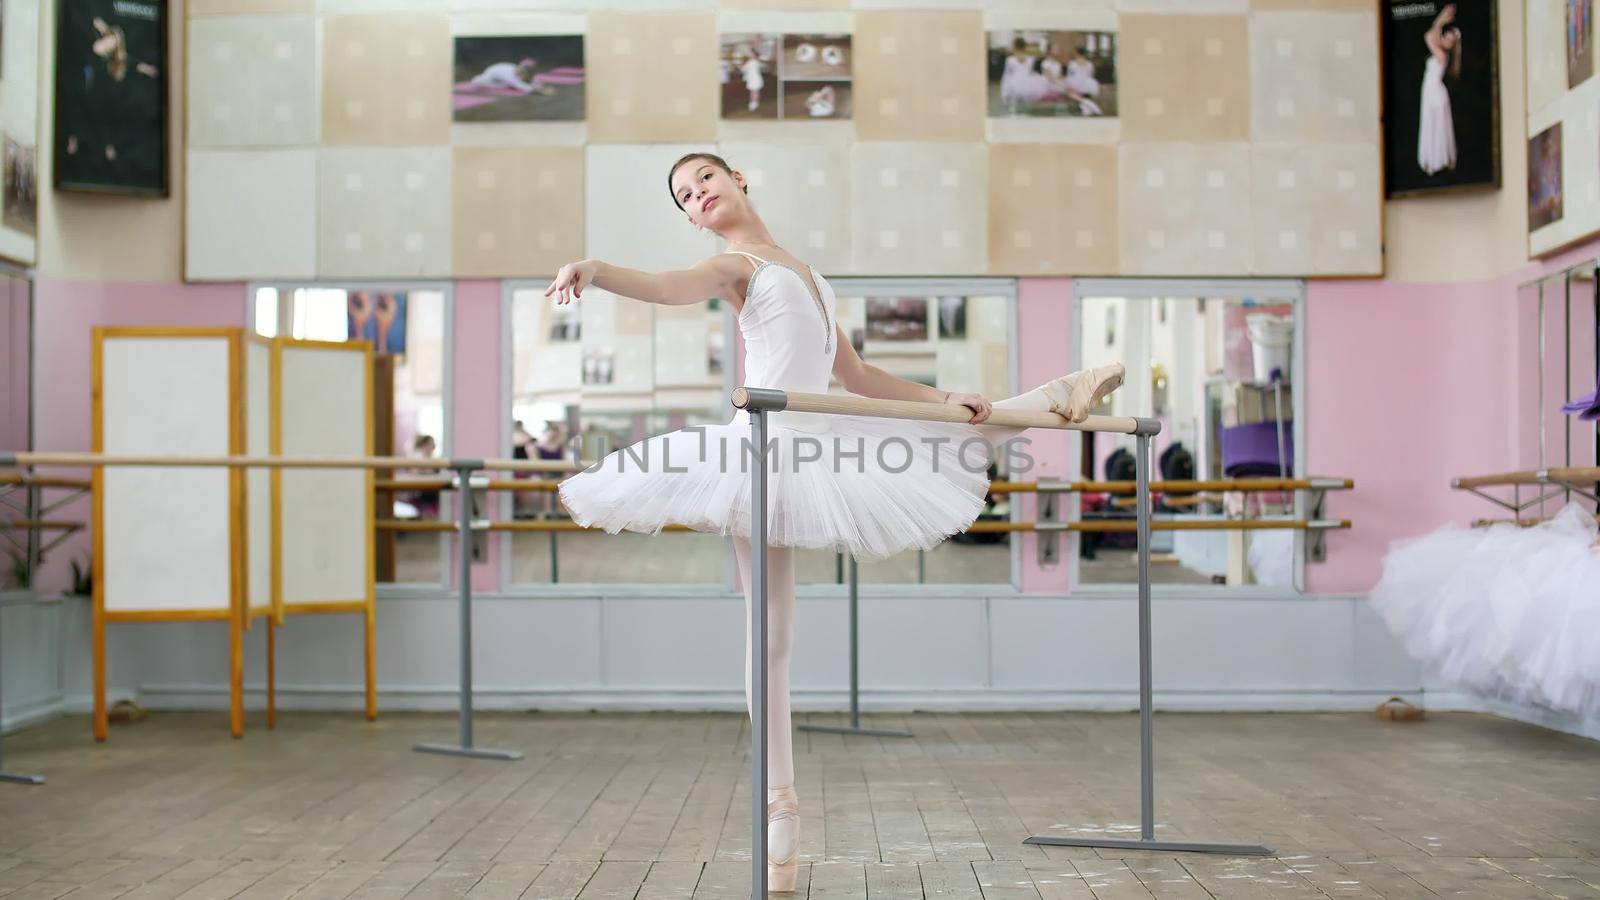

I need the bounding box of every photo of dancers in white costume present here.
[988,29,1116,118]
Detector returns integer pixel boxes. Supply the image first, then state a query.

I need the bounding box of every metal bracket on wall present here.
[1035,478,1066,566]
[452,473,492,562]
[1305,477,1348,563]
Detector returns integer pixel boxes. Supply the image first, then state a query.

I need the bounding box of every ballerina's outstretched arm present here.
[830,322,994,424]
[545,255,749,310]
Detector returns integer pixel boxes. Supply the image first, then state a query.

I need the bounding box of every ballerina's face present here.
[1441,29,1458,49]
[669,159,748,232]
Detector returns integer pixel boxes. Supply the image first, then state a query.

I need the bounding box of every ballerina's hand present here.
[546,260,597,306]
[945,392,992,425]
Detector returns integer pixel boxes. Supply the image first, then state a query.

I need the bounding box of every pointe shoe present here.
[767,787,800,892]
[1042,362,1126,423]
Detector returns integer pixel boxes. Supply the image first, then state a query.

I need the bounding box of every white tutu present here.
[1369,503,1600,716]
[558,409,993,561]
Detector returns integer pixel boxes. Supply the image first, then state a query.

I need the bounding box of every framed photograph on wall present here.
[1528,122,1563,232]
[721,33,779,119]
[1381,1,1499,197]
[781,34,851,119]
[453,35,585,122]
[53,0,167,196]
[987,29,1117,119]
[347,290,408,356]
[1569,0,1593,88]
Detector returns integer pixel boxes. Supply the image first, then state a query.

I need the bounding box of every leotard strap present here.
[722,249,768,271]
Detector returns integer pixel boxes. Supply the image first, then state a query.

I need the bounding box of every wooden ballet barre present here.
[1452,467,1600,489]
[731,387,1159,435]
[0,474,94,489]
[968,519,1350,534]
[1452,466,1600,513]
[374,520,460,533]
[0,519,82,532]
[987,477,1352,495]
[487,521,699,533]
[373,516,1348,536]
[0,451,590,475]
[373,478,570,492]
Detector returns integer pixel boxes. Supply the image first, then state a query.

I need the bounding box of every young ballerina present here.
[740,53,765,112]
[998,37,1055,110]
[548,152,1124,892]
[1417,5,1460,175]
[1039,42,1102,117]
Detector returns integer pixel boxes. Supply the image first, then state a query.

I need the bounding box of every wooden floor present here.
[2,711,1598,899]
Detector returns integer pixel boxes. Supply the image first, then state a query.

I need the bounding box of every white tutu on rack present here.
[558,409,992,562]
[1369,502,1600,716]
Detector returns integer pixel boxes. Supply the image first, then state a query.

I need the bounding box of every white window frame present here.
[246,280,455,597]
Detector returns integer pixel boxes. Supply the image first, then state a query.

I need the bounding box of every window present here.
[1074,281,1303,589]
[503,277,1018,588]
[249,283,451,587]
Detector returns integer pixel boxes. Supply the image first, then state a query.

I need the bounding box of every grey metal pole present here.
[25,480,38,591]
[1136,433,1155,840]
[750,410,769,900]
[798,555,910,739]
[415,463,522,761]
[459,467,474,750]
[1025,417,1268,856]
[0,590,45,785]
[848,556,859,729]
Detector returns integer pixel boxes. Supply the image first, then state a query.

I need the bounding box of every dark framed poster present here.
[53,0,168,197]
[1381,1,1499,198]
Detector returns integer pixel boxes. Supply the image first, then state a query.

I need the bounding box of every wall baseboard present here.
[0,692,65,734]
[1423,690,1600,742]
[9,685,1593,747]
[132,681,1424,714]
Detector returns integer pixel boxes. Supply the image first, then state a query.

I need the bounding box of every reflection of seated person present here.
[399,434,441,520]
[467,58,555,95]
[1080,446,1138,558]
[535,422,569,518]
[511,420,537,518]
[1040,44,1103,116]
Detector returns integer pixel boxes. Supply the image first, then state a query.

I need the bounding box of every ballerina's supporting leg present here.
[733,536,801,892]
[972,362,1126,446]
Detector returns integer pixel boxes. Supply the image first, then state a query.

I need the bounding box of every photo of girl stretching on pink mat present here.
[453,35,585,122]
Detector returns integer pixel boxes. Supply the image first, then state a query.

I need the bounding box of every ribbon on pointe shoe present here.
[1042,362,1126,423]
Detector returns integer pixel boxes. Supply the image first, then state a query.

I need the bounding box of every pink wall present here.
[452,280,503,593]
[27,249,1600,598]
[1015,278,1074,594]
[1304,275,1526,593]
[30,277,248,592]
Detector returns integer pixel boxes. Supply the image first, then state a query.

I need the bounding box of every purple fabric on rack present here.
[1562,387,1600,420]
[1220,422,1294,478]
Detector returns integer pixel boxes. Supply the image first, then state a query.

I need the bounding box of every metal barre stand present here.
[414,462,522,762]
[798,556,912,739]
[1022,430,1270,857]
[0,586,46,785]
[0,456,46,785]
